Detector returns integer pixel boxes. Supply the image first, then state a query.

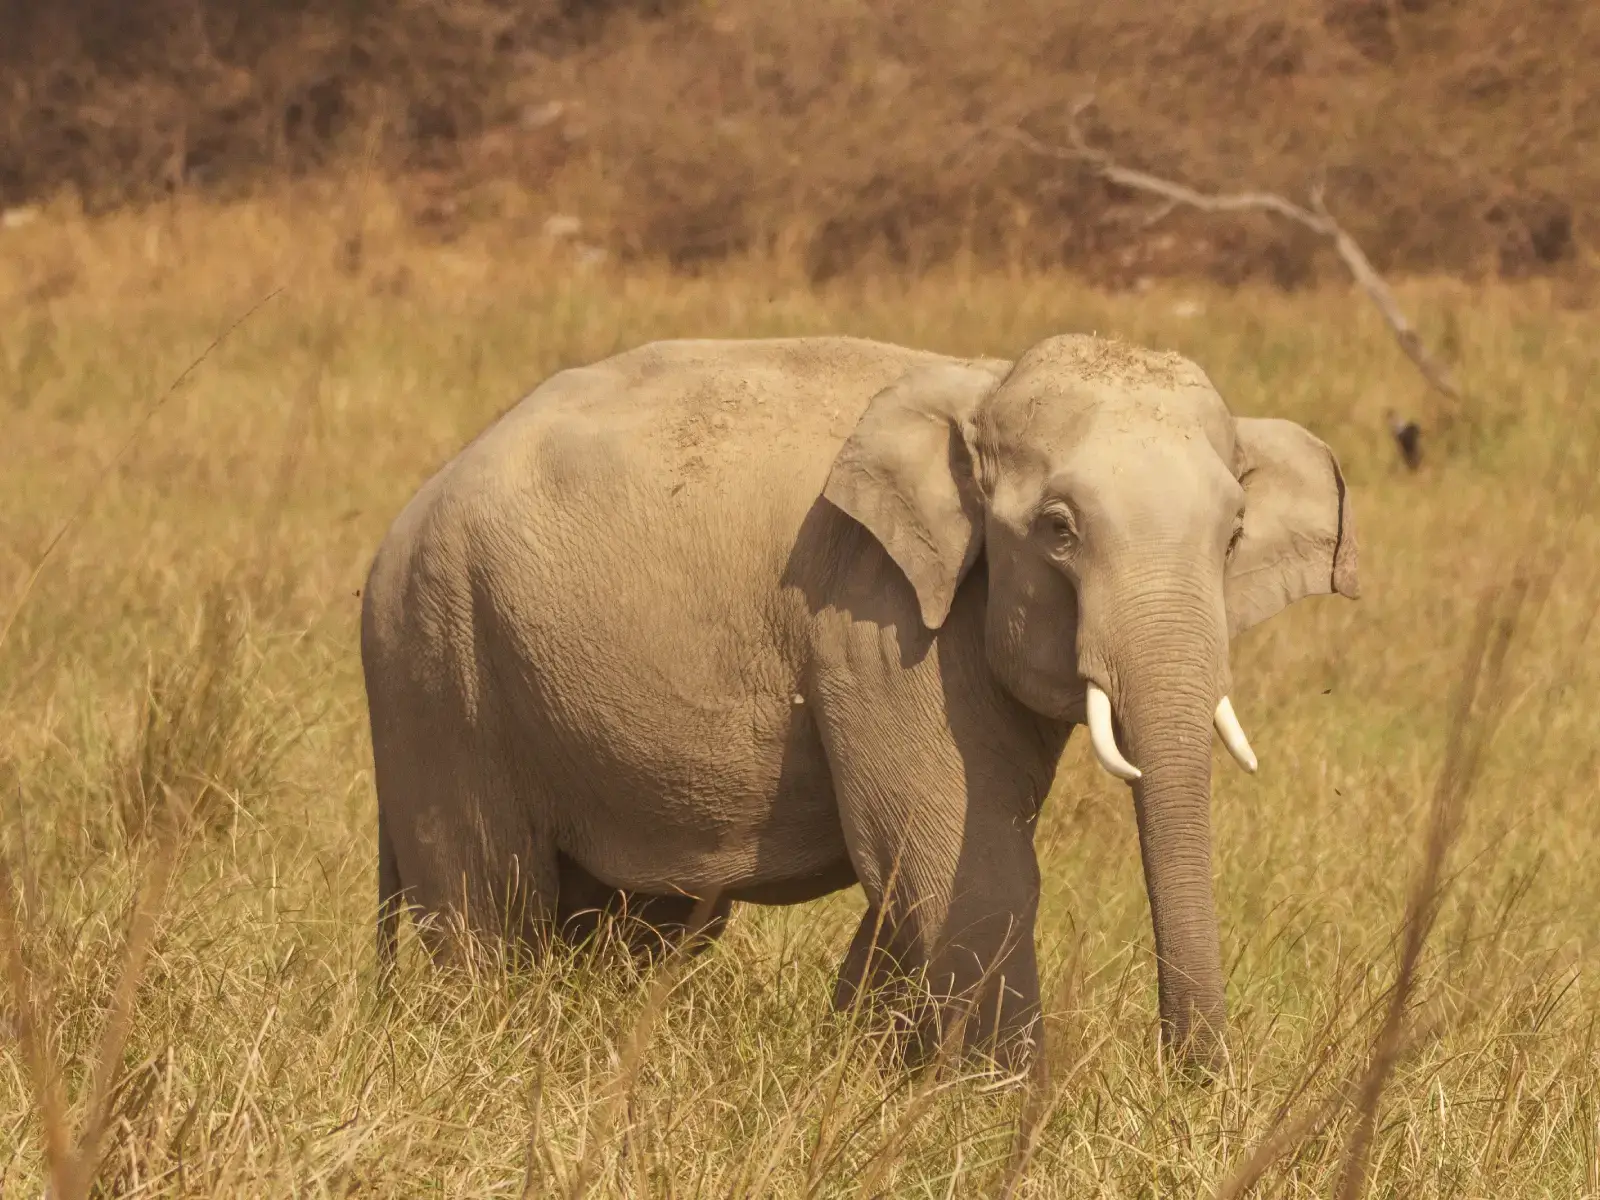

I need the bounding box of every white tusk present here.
[1213,695,1258,773]
[1085,683,1141,782]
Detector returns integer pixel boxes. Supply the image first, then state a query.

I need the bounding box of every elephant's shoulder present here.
[432,338,966,520]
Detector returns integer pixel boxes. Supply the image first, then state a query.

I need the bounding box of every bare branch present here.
[1308,186,1463,405]
[1000,100,1464,411]
[1139,199,1180,229]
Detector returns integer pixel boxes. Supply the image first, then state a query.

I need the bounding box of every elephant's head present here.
[824,335,1357,1063]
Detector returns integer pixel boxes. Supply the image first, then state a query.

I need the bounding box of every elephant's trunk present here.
[1078,570,1229,1067]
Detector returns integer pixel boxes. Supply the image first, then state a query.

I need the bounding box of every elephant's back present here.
[483,335,953,503]
[364,336,957,653]
[365,338,934,630]
[440,336,949,686]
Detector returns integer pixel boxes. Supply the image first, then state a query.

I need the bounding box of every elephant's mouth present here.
[1081,680,1258,783]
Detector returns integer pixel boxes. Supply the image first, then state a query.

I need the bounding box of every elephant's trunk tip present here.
[1213,695,1258,773]
[1086,682,1141,782]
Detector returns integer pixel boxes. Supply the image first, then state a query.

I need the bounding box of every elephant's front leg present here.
[815,672,1053,1069]
[833,890,1042,1070]
[832,903,918,1029]
[923,889,1042,1070]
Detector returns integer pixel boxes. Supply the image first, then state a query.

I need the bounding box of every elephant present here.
[360,332,1357,1068]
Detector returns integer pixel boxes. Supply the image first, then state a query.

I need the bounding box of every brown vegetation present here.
[3,0,1596,285]
[0,198,1598,1193]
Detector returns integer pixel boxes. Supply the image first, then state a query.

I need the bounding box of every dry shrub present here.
[566,0,1597,284]
[2,0,1595,284]
[0,0,657,203]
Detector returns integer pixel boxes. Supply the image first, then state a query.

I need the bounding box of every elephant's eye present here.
[1226,519,1245,561]
[1039,505,1079,548]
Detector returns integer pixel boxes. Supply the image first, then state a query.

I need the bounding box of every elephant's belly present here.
[535,691,851,899]
[725,858,858,905]
[486,501,849,897]
[556,783,853,899]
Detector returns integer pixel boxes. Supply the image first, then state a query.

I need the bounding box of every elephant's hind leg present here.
[377,803,403,983]
[556,853,731,961]
[372,714,560,967]
[624,890,732,959]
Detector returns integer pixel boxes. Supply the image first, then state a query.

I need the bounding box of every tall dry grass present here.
[1,191,1598,1195]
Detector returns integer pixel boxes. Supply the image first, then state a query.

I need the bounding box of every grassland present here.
[1,190,1598,1197]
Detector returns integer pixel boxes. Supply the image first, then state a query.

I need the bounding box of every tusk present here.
[1213,695,1258,773]
[1085,683,1141,782]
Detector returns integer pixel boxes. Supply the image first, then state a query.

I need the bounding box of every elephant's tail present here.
[377,804,402,988]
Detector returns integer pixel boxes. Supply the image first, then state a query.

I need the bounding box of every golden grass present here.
[1,192,1598,1196]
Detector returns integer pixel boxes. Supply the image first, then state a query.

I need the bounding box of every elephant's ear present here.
[1226,417,1359,637]
[824,361,1006,630]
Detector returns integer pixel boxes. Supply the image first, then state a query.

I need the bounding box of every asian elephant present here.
[360,333,1357,1068]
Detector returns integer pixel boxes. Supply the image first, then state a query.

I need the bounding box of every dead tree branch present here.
[1002,98,1464,413]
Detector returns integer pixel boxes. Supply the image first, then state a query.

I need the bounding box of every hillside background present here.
[2,0,1596,286]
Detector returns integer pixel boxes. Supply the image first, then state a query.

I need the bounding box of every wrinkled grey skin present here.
[361,334,1357,1067]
